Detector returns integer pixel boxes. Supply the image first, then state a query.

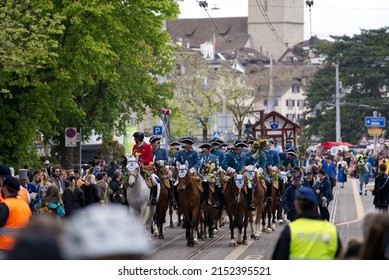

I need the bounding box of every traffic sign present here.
[378,137,385,144]
[358,134,370,146]
[365,117,386,127]
[65,127,77,147]
[153,126,163,136]
[368,127,382,137]
[213,131,221,138]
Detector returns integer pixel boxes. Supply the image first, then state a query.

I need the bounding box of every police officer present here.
[282,175,302,222]
[272,187,341,260]
[198,143,218,205]
[313,169,333,221]
[221,141,256,211]
[150,136,169,166]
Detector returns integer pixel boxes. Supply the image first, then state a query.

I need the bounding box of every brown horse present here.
[154,165,171,239]
[248,170,266,240]
[176,162,203,247]
[262,177,282,233]
[224,174,249,247]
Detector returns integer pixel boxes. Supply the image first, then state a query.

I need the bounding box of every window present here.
[292,84,300,93]
[286,99,295,108]
[286,114,294,121]
[298,100,305,108]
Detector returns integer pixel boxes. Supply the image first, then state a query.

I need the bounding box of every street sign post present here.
[378,137,385,144]
[365,117,386,127]
[153,126,163,136]
[65,127,77,147]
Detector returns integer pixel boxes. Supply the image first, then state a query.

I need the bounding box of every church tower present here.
[248,0,304,59]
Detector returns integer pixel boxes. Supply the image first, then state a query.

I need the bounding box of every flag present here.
[293,110,299,125]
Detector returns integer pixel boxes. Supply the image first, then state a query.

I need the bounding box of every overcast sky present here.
[178,0,389,40]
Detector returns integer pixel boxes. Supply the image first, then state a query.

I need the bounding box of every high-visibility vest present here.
[0,188,28,204]
[289,218,338,260]
[0,197,32,251]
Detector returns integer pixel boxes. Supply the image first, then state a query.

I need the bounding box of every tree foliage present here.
[0,0,179,167]
[302,27,389,144]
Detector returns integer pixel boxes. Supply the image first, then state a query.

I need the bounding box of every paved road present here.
[147,178,375,260]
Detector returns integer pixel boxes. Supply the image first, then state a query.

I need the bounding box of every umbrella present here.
[321,142,354,149]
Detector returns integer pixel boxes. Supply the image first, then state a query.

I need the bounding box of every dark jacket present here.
[373,173,389,207]
[109,180,123,203]
[81,183,100,206]
[282,184,300,221]
[62,186,85,216]
[271,210,342,260]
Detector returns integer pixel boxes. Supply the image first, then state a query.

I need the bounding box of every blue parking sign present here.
[153,126,163,136]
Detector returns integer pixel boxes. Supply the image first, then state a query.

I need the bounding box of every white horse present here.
[124,156,160,234]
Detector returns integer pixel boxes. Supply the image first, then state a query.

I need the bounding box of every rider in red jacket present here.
[132,132,158,205]
[132,132,153,165]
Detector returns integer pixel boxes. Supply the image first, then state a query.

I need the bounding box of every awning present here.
[321,141,354,149]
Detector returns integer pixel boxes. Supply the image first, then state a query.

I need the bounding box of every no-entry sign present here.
[65,127,77,147]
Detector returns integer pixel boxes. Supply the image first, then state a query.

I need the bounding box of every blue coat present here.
[152,147,169,165]
[282,157,296,169]
[174,149,200,169]
[322,161,337,179]
[221,151,251,172]
[211,149,225,165]
[25,182,39,212]
[282,184,301,221]
[199,153,218,168]
[246,151,267,170]
[264,149,280,168]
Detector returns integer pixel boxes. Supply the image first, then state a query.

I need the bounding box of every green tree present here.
[302,27,389,144]
[0,0,180,168]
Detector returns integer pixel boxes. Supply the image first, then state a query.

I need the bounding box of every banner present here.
[123,125,137,153]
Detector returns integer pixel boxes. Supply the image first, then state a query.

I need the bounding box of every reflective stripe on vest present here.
[0,198,31,250]
[289,218,338,260]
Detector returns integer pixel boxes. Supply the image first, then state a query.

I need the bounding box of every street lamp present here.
[305,1,314,38]
[244,119,253,140]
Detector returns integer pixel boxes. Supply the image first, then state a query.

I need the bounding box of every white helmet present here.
[61,204,151,259]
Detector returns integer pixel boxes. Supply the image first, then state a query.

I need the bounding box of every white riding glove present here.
[189,167,197,174]
[252,151,259,159]
[227,167,236,174]
[157,160,165,166]
[30,192,37,201]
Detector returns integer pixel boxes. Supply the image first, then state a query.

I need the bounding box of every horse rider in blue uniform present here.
[172,137,200,207]
[209,138,226,164]
[282,148,297,170]
[150,136,169,166]
[220,141,257,211]
[198,143,218,206]
[264,140,281,168]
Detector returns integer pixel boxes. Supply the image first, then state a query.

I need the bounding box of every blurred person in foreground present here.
[61,204,151,259]
[342,212,389,259]
[0,175,32,253]
[272,187,342,260]
[6,215,63,259]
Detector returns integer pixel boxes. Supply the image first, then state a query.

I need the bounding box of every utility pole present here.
[267,55,274,112]
[335,63,341,142]
[373,111,378,155]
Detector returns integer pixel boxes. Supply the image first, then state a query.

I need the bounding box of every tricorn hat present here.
[233,141,248,148]
[180,137,196,145]
[199,143,212,149]
[169,140,180,146]
[149,136,161,143]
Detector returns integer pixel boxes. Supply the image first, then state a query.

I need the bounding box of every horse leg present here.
[208,207,214,238]
[254,209,262,240]
[237,215,243,245]
[169,203,174,228]
[266,211,272,233]
[228,213,235,247]
[243,211,249,245]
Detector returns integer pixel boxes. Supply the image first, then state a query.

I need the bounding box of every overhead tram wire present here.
[194,0,243,57]
[254,0,289,49]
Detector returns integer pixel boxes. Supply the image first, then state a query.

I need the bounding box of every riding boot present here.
[170,180,178,208]
[173,183,180,209]
[151,184,158,205]
[202,181,212,205]
[247,187,256,211]
[212,186,224,209]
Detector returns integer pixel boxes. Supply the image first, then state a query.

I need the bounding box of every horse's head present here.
[244,165,256,183]
[176,161,190,192]
[124,158,140,188]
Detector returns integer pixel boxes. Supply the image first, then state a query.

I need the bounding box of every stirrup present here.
[212,202,223,209]
[248,204,257,211]
[151,198,158,205]
[205,199,212,206]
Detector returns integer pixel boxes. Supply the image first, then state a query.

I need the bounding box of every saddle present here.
[163,178,171,189]
[143,177,153,188]
[190,177,204,193]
